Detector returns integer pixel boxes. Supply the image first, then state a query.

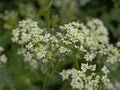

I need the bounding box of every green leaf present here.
[0,67,15,90]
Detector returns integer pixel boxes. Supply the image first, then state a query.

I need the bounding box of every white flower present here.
[89,64,96,71]
[101,75,110,85]
[81,63,88,72]
[102,66,110,75]
[60,67,109,90]
[70,78,84,90]
[84,52,96,61]
[12,19,51,68]
[12,19,120,90]
[0,54,7,64]
[59,70,70,80]
[59,46,70,53]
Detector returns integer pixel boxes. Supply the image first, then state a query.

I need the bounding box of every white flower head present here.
[102,66,110,75]
[81,63,88,72]
[60,70,71,81]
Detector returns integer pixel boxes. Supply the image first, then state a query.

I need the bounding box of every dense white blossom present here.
[60,63,110,90]
[12,19,51,68]
[58,19,120,90]
[12,18,120,89]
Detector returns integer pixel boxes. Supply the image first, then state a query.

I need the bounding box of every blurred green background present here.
[0,0,120,90]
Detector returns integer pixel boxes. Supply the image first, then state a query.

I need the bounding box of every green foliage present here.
[0,67,15,90]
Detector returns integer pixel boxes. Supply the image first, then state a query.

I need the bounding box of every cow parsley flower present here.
[12,19,51,68]
[102,66,110,75]
[60,63,109,90]
[84,52,96,61]
[12,18,120,89]
[59,70,71,80]
[58,19,118,90]
[81,63,89,72]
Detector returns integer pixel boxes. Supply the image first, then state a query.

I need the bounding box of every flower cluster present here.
[60,64,110,90]
[12,19,120,89]
[0,46,7,64]
[58,19,120,89]
[56,19,120,64]
[12,19,50,68]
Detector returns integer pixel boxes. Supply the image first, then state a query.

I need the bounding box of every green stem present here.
[73,59,79,69]
[60,80,70,90]
[50,58,64,77]
[42,75,49,90]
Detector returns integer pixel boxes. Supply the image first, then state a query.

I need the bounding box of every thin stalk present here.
[60,80,70,90]
[50,57,64,77]
[42,75,49,90]
[74,59,79,69]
